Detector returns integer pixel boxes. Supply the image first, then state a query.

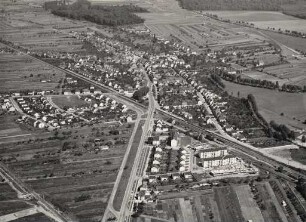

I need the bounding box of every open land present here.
[0,114,32,139]
[1,0,306,221]
[51,95,89,109]
[0,49,65,93]
[203,11,306,33]
[224,80,306,130]
[12,213,56,222]
[260,30,306,53]
[290,148,306,165]
[0,122,135,221]
[134,182,293,222]
[0,182,32,216]
[0,3,85,54]
[136,0,266,52]
[234,185,265,222]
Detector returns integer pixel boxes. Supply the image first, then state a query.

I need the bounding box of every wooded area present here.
[282,3,306,19]
[45,0,147,26]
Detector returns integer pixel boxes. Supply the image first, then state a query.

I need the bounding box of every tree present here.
[133,86,149,101]
[276,166,283,172]
[302,135,306,143]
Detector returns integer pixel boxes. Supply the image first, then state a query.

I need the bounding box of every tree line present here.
[247,94,269,128]
[219,71,306,93]
[297,178,306,201]
[247,94,296,141]
[46,0,147,26]
[176,0,303,11]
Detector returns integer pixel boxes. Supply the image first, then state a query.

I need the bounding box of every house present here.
[207,118,214,125]
[34,113,41,119]
[179,166,186,172]
[172,173,181,180]
[94,89,102,94]
[171,138,178,148]
[224,124,234,132]
[152,136,161,146]
[155,147,163,153]
[8,107,16,112]
[151,166,159,173]
[83,89,90,95]
[148,176,157,183]
[183,172,193,180]
[126,116,133,123]
[152,160,160,165]
[34,121,45,129]
[64,90,72,95]
[160,175,168,182]
[99,145,109,150]
[154,153,162,159]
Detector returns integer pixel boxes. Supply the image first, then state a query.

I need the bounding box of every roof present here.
[202,155,236,162]
[201,147,227,153]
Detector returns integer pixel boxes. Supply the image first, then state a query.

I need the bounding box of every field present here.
[253,182,285,222]
[51,95,89,109]
[136,0,287,53]
[0,49,65,93]
[136,183,292,222]
[241,71,286,84]
[12,213,56,222]
[214,186,245,222]
[262,62,306,86]
[0,182,32,216]
[290,148,306,165]
[0,122,135,221]
[0,4,85,53]
[203,11,306,33]
[234,185,265,222]
[0,114,32,139]
[260,30,306,53]
[224,80,306,130]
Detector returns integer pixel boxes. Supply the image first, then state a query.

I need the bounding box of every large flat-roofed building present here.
[203,155,237,169]
[199,147,228,159]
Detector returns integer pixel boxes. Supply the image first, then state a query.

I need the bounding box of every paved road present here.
[2,41,306,220]
[101,110,143,221]
[117,68,156,222]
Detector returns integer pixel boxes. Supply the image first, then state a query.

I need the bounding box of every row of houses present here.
[15,96,81,129]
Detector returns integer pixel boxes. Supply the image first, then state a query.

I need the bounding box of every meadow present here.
[203,11,306,33]
[224,80,306,130]
[51,95,89,109]
[0,51,64,93]
[261,30,306,52]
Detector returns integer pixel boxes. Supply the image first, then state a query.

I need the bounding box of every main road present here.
[6,38,304,177]
[2,41,306,220]
[116,66,156,222]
